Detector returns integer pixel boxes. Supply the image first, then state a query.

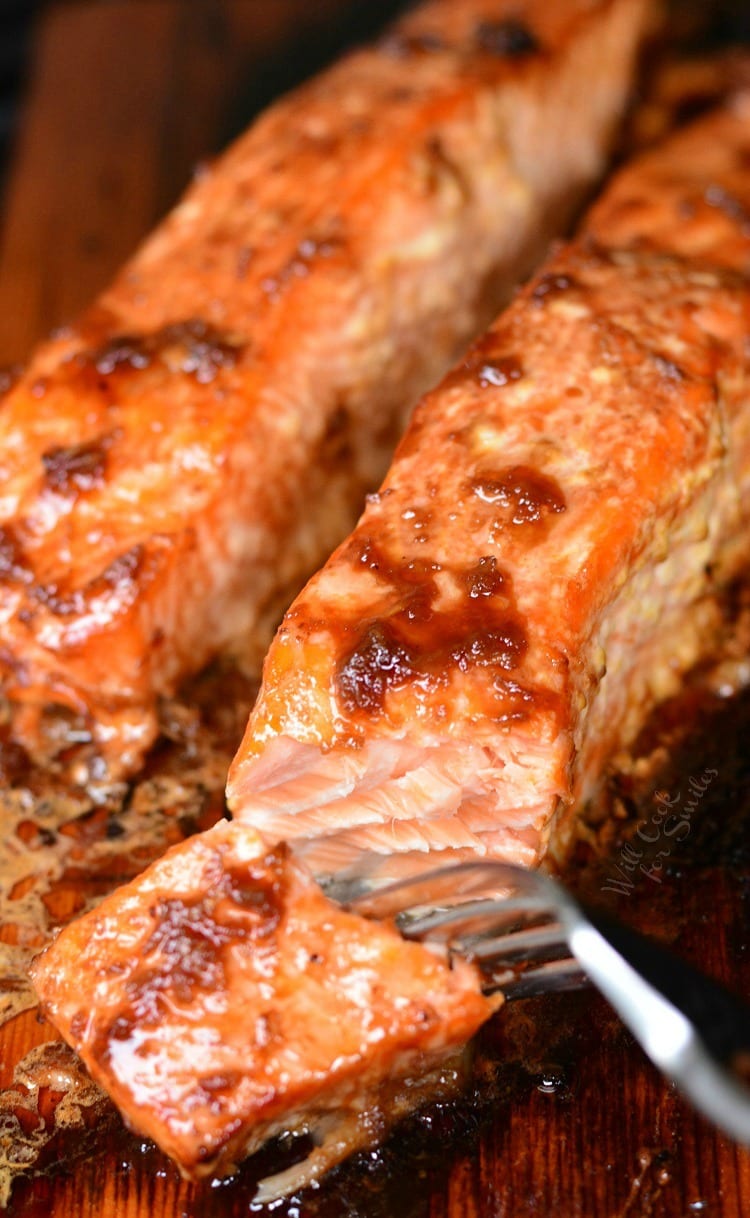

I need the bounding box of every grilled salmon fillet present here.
[30,819,494,1189]
[0,0,648,780]
[228,96,750,877]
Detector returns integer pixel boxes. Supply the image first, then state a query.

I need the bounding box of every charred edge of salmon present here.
[30,820,496,1185]
[227,98,750,880]
[0,0,650,781]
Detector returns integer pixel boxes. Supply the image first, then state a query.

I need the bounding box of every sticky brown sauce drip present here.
[335,457,567,718]
[30,543,145,618]
[336,545,528,716]
[444,343,524,392]
[88,318,245,385]
[380,16,539,60]
[470,465,567,526]
[95,845,287,1061]
[474,18,539,58]
[41,432,118,496]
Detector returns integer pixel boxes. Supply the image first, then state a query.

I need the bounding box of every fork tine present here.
[495,957,589,1000]
[333,855,586,1005]
[466,921,568,962]
[398,894,551,938]
[335,858,544,916]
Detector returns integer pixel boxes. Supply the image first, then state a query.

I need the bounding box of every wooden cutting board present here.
[1,4,750,1216]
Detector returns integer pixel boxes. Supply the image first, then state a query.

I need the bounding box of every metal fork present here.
[325,858,750,1145]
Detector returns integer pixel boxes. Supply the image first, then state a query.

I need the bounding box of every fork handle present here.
[563,904,750,1142]
[581,907,750,1073]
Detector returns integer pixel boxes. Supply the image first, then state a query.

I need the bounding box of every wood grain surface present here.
[1,4,750,1217]
[0,0,396,365]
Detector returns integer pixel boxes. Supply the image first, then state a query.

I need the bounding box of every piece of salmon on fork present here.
[228,96,750,879]
[31,818,498,1194]
[0,0,649,781]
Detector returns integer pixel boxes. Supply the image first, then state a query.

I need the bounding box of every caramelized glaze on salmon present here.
[228,97,750,877]
[31,820,494,1189]
[0,0,648,779]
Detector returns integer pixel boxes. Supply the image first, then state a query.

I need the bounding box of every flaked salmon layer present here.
[30,820,495,1186]
[0,0,648,779]
[229,98,750,877]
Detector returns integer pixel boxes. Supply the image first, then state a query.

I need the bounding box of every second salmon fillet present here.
[229,98,750,876]
[0,0,647,779]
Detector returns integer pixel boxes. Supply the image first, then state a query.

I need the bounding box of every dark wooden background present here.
[0,0,410,367]
[1,3,750,1217]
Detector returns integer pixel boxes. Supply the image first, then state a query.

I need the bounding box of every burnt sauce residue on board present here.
[0,1043,115,1210]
